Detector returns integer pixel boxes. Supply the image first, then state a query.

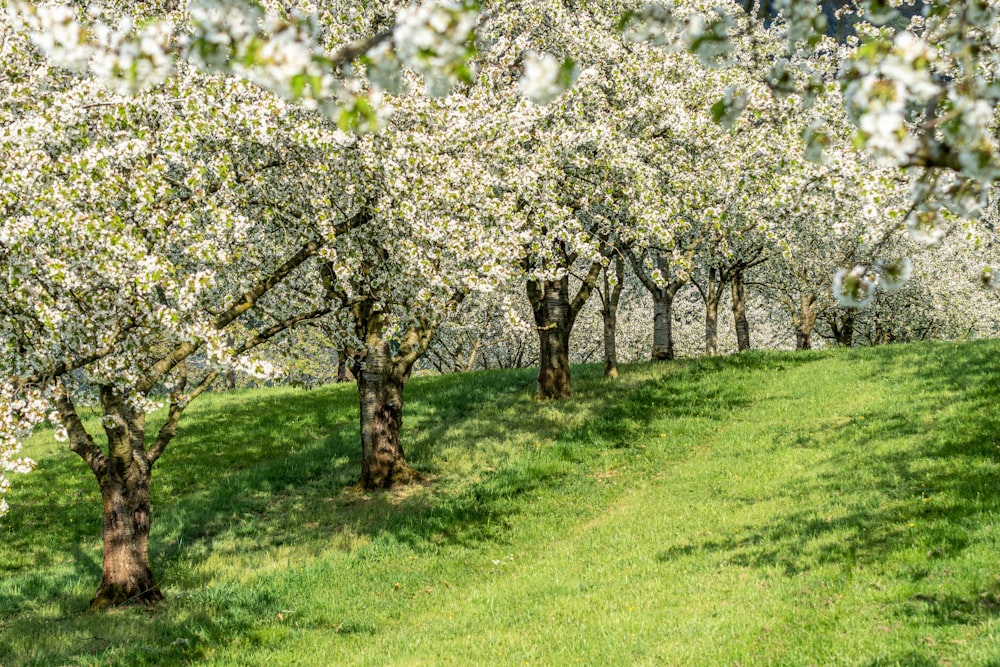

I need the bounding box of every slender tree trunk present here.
[704,268,722,357]
[603,315,619,379]
[732,270,751,352]
[795,295,818,350]
[602,256,624,379]
[651,292,675,361]
[463,333,484,372]
[625,247,692,363]
[356,340,420,490]
[705,298,720,357]
[336,347,356,383]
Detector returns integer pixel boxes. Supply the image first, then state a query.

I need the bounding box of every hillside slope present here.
[2,341,1000,666]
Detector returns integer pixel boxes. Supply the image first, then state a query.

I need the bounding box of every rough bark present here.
[57,386,163,609]
[732,270,751,352]
[535,313,573,399]
[526,256,603,399]
[603,315,619,379]
[651,293,676,361]
[356,340,419,490]
[705,297,720,357]
[350,298,442,490]
[336,347,356,383]
[94,457,161,608]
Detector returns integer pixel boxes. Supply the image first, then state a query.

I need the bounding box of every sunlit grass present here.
[2,341,1000,665]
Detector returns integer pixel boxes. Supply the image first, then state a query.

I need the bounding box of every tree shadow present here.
[656,339,1000,631]
[3,342,991,665]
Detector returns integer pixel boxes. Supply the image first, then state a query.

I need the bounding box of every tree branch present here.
[53,381,106,477]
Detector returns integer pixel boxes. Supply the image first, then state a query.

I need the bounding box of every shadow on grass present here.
[1,363,631,664]
[2,342,984,665]
[658,340,1000,630]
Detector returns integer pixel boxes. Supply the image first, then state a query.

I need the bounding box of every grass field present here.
[2,340,1000,666]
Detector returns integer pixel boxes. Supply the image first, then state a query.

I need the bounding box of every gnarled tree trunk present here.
[348,296,444,490]
[356,339,420,490]
[526,255,603,399]
[830,311,855,347]
[94,454,160,608]
[91,388,162,608]
[56,385,163,608]
[535,312,572,399]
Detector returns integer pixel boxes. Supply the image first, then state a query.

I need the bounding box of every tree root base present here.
[89,582,163,610]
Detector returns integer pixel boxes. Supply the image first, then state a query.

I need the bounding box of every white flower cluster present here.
[832,255,912,309]
[90,14,174,94]
[620,3,683,48]
[621,3,733,67]
[8,1,174,93]
[188,0,342,112]
[519,51,577,106]
[393,1,477,97]
[711,85,748,128]
[772,0,827,49]
[6,2,91,70]
[0,384,43,517]
[832,265,877,308]
[10,0,480,130]
[843,33,940,166]
[684,8,735,68]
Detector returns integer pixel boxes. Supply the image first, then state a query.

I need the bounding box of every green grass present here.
[2,340,1000,666]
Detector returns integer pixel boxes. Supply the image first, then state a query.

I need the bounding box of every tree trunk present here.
[651,292,675,361]
[795,295,818,350]
[705,298,719,357]
[356,341,420,490]
[603,311,619,379]
[705,268,721,357]
[336,347,356,383]
[93,461,161,608]
[732,270,751,352]
[831,312,855,347]
[629,250,684,362]
[536,320,572,399]
[602,256,624,379]
[90,387,162,609]
[529,274,574,398]
[525,249,603,398]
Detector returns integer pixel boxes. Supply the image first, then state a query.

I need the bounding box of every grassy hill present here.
[2,340,1000,666]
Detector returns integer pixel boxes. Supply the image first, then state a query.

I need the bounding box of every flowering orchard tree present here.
[623,0,1000,300]
[471,0,696,398]
[0,1,393,603]
[307,89,524,488]
[0,0,587,512]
